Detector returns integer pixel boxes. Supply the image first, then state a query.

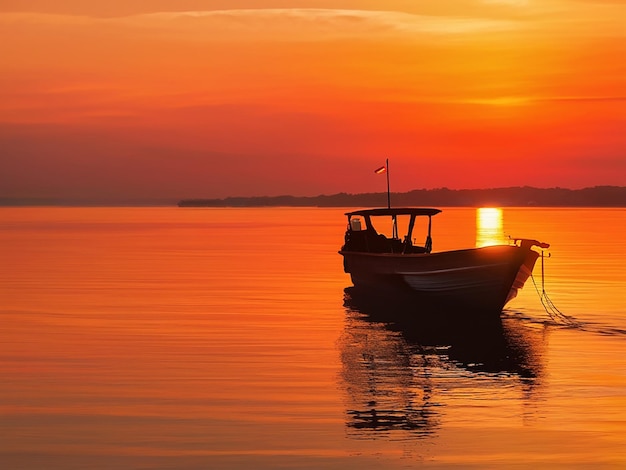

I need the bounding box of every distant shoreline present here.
[2,186,625,207]
[178,186,626,208]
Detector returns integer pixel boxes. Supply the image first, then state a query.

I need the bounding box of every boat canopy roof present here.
[345,208,441,218]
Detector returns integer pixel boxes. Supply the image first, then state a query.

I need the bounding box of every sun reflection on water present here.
[476,207,506,247]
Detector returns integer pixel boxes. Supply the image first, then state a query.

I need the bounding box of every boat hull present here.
[340,245,540,316]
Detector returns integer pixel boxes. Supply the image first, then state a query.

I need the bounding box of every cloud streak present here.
[1,8,524,40]
[136,8,523,35]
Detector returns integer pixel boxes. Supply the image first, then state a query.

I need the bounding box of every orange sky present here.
[1,1,625,201]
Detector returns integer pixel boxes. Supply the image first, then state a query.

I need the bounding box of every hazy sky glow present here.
[1,1,625,201]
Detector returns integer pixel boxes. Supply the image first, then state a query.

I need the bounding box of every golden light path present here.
[476,207,505,247]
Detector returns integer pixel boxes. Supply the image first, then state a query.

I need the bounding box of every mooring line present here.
[531,251,580,327]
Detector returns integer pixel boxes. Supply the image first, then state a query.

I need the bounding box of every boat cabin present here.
[341,208,442,254]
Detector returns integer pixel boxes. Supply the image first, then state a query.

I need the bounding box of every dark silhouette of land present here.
[179,186,626,208]
[2,186,624,207]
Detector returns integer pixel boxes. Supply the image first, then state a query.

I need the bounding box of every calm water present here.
[1,207,625,469]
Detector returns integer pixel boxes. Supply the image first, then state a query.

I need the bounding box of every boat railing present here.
[344,228,429,254]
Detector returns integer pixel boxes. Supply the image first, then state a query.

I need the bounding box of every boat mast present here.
[375,158,397,238]
[386,158,399,239]
[385,158,391,210]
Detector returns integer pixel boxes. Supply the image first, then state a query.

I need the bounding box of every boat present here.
[339,207,549,316]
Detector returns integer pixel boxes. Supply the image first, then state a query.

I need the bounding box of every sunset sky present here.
[1,1,625,202]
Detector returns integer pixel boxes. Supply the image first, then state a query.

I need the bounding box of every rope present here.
[530,251,579,327]
[528,252,626,336]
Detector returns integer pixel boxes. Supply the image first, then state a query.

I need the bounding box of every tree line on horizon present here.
[178,186,626,208]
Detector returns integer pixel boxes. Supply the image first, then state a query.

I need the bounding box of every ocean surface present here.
[1,207,625,469]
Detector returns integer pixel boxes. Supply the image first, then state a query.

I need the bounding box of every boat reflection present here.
[340,287,544,439]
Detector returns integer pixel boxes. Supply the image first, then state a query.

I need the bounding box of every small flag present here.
[374,165,386,174]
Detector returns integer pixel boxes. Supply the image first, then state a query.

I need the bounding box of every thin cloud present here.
[130,9,523,35]
[454,95,626,106]
[536,95,626,103]
[0,9,524,38]
[482,0,529,6]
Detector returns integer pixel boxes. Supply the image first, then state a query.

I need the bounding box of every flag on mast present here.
[376,159,391,210]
